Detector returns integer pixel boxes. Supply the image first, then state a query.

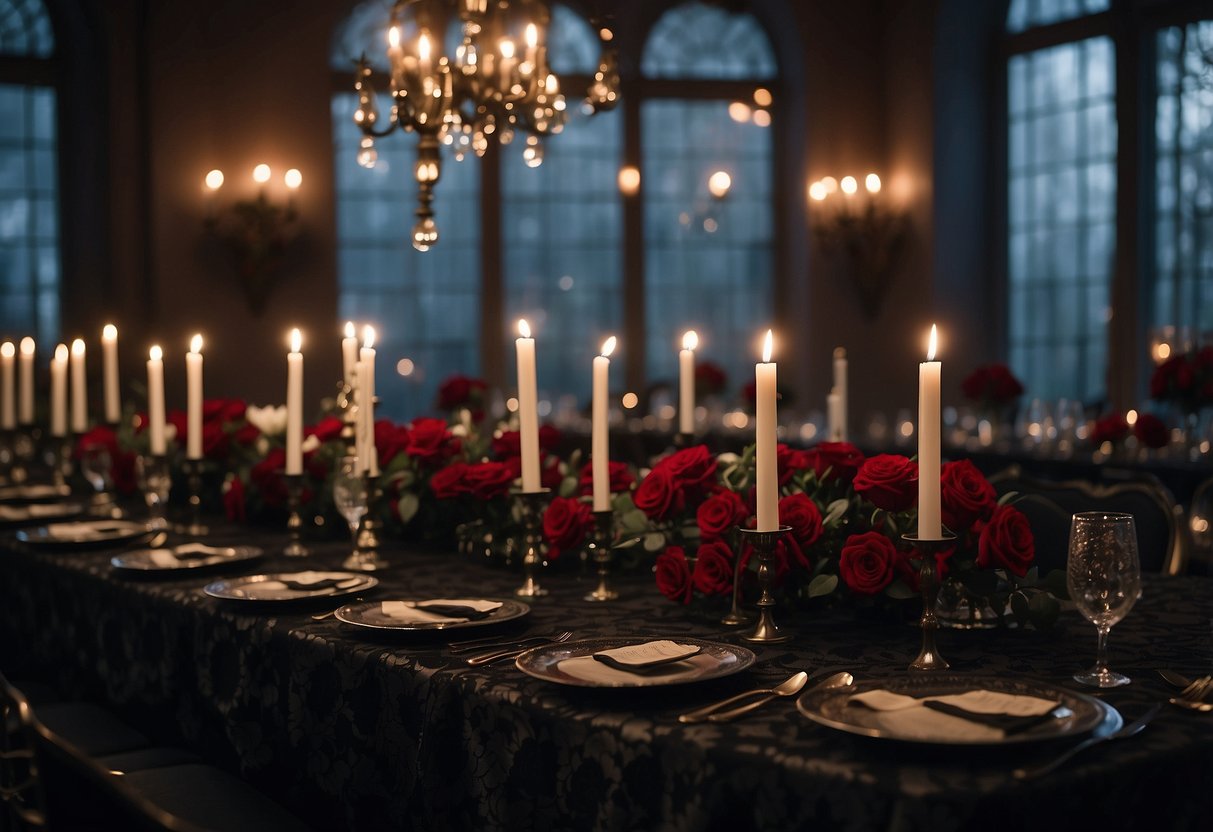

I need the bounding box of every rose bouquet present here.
[961,364,1025,410]
[1150,346,1213,416]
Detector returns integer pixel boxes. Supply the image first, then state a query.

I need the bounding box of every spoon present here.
[679,672,809,724]
[1157,669,1193,689]
[706,671,854,723]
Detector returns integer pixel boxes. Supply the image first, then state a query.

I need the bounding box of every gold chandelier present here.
[351,0,620,251]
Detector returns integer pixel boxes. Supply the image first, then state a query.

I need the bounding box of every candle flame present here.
[289,328,302,353]
[71,338,85,357]
[682,330,698,351]
[190,334,203,354]
[518,319,531,338]
[102,324,117,340]
[600,335,616,358]
[362,325,376,349]
[344,320,355,339]
[19,337,34,355]
[1,342,13,359]
[525,23,538,48]
[927,324,937,361]
[54,344,68,362]
[418,32,431,61]
[762,329,773,363]
[834,346,846,360]
[149,345,162,362]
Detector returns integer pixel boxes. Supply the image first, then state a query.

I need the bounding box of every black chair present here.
[989,465,1186,575]
[1,675,49,831]
[1187,476,1213,576]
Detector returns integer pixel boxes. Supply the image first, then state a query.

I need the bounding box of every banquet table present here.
[2,525,1212,832]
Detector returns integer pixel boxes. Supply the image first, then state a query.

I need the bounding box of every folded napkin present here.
[848,688,1060,741]
[378,599,503,625]
[559,647,718,685]
[0,503,75,521]
[593,640,702,671]
[253,572,361,596]
[43,521,130,541]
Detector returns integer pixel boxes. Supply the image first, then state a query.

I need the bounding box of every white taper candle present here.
[918,325,942,539]
[186,334,203,460]
[592,336,616,512]
[515,319,541,492]
[755,330,779,532]
[147,345,166,455]
[286,329,303,476]
[679,330,697,435]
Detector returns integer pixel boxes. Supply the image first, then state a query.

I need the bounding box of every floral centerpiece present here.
[961,363,1025,414]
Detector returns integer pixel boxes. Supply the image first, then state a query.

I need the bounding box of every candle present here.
[679,330,697,435]
[69,339,87,434]
[186,334,203,460]
[832,346,847,441]
[286,329,303,476]
[523,23,538,73]
[353,361,366,469]
[341,321,358,388]
[918,324,942,539]
[827,389,843,441]
[50,344,68,438]
[592,336,616,512]
[102,324,120,424]
[147,345,166,455]
[18,337,34,425]
[359,325,378,476]
[515,319,541,492]
[0,342,15,430]
[755,330,779,532]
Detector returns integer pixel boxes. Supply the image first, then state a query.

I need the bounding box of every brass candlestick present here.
[183,458,209,536]
[902,531,957,671]
[720,538,753,626]
[738,525,792,643]
[584,508,619,602]
[513,488,551,598]
[283,473,309,558]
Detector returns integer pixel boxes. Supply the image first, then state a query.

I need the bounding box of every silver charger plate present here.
[0,484,74,505]
[795,674,1120,746]
[0,500,85,528]
[515,636,756,689]
[334,598,530,632]
[15,519,155,550]
[204,572,379,603]
[111,545,265,575]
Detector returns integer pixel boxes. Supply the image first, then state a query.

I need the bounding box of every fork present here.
[1169,675,1213,712]
[465,631,573,666]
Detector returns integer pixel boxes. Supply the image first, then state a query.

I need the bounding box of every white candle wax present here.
[833,346,847,442]
[50,344,68,437]
[827,390,843,442]
[679,330,697,435]
[147,345,166,455]
[286,329,303,476]
[592,337,616,512]
[18,338,34,425]
[342,321,358,388]
[359,326,378,476]
[755,330,779,532]
[186,335,203,460]
[102,324,120,424]
[918,325,942,539]
[515,320,541,492]
[0,342,15,430]
[69,339,87,434]
[352,362,366,469]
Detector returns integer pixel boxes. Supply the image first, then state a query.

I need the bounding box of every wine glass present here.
[80,445,115,516]
[332,455,373,571]
[1067,512,1142,688]
[136,455,172,529]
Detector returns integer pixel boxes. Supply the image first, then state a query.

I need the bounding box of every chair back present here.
[989,466,1186,575]
[1187,477,1213,575]
[0,675,48,831]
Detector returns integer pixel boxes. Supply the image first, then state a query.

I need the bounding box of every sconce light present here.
[202,164,304,316]
[808,172,909,319]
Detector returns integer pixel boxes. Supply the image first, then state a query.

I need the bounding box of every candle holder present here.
[182,459,209,536]
[346,473,388,571]
[584,509,619,602]
[902,531,957,671]
[283,473,309,558]
[737,526,792,643]
[138,454,171,530]
[720,539,753,626]
[513,488,551,598]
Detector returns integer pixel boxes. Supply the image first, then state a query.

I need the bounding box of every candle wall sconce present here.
[202,165,303,317]
[808,174,909,320]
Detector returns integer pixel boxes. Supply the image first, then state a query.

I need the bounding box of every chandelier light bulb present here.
[412,217,439,251]
[357,137,377,169]
[708,170,732,199]
[284,168,302,190]
[253,164,271,184]
[525,24,537,49]
[865,173,882,193]
[204,169,224,190]
[840,175,858,195]
[499,39,515,59]
[617,165,640,196]
[822,176,838,194]
[388,25,400,48]
[418,32,431,61]
[808,180,827,201]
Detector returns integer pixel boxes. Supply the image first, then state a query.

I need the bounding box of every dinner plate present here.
[334,598,530,632]
[0,484,73,504]
[795,674,1118,746]
[111,544,265,575]
[204,571,379,603]
[15,519,155,550]
[0,500,85,528]
[515,636,756,689]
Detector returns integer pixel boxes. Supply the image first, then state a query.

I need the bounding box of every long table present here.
[2,528,1211,831]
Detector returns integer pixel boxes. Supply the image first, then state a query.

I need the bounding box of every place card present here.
[592,640,702,671]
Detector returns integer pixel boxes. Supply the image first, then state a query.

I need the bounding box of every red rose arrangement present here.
[1150,346,1213,414]
[961,364,1025,409]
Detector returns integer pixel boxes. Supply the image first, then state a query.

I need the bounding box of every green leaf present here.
[618,509,648,534]
[824,498,849,526]
[558,477,578,498]
[396,493,420,525]
[1029,591,1060,630]
[808,574,838,598]
[885,581,916,600]
[997,490,1019,506]
[643,532,667,553]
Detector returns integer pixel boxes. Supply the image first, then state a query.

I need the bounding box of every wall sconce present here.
[808,172,909,319]
[202,164,303,317]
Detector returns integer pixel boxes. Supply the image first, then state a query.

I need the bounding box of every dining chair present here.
[0,674,48,831]
[988,465,1186,575]
[1187,476,1213,576]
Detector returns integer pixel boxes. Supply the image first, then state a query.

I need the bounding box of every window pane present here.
[0,0,54,58]
[643,100,773,396]
[1006,38,1115,404]
[332,93,480,420]
[642,1,776,80]
[1006,0,1108,34]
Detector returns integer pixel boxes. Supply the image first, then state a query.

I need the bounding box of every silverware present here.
[1168,675,1213,712]
[311,599,366,621]
[706,671,853,724]
[1157,669,1193,689]
[465,631,573,666]
[678,672,809,724]
[448,634,559,655]
[1012,703,1162,780]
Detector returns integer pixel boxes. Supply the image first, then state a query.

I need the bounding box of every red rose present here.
[692,541,735,596]
[250,447,288,508]
[961,364,1024,405]
[1133,413,1170,449]
[776,444,808,485]
[539,425,562,452]
[853,454,918,513]
[740,538,791,584]
[633,466,681,521]
[838,531,898,595]
[655,546,693,604]
[577,461,635,497]
[75,426,137,495]
[541,455,563,490]
[780,493,823,550]
[542,496,593,561]
[976,504,1035,577]
[436,374,487,410]
[204,398,247,423]
[657,445,717,491]
[234,423,260,446]
[223,474,247,523]
[202,421,230,460]
[894,545,952,591]
[463,460,517,499]
[803,442,865,484]
[695,362,727,397]
[493,426,561,457]
[1090,412,1129,445]
[696,489,748,541]
[430,462,471,499]
[940,459,996,532]
[405,418,460,466]
[307,417,345,443]
[375,420,410,467]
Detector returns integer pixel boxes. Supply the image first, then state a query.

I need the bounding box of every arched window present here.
[0,0,58,343]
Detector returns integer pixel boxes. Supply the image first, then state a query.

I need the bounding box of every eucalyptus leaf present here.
[619,509,648,534]
[397,468,416,489]
[612,535,644,550]
[997,491,1019,506]
[643,532,667,553]
[824,499,849,526]
[396,493,420,525]
[558,477,578,498]
[808,574,838,598]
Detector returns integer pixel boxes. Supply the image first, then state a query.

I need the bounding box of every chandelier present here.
[351,0,620,251]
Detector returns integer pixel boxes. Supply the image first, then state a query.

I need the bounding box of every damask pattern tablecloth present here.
[1,530,1211,831]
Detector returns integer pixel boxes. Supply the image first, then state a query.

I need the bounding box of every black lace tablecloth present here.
[2,526,1212,831]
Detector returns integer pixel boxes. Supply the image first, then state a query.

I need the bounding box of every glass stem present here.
[1095,625,1110,673]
